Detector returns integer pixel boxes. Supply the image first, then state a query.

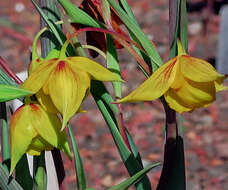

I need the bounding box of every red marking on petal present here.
[57,61,66,70]
[163,58,177,80]
[30,104,39,111]
[182,55,190,58]
[36,58,41,62]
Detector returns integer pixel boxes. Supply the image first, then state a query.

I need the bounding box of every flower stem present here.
[164,104,177,140]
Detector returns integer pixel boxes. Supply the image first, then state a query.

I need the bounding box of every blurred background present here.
[1,0,228,189]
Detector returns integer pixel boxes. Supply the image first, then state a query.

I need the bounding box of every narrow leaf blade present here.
[0,163,23,190]
[57,0,102,28]
[107,0,163,70]
[0,67,18,86]
[106,35,122,98]
[0,85,33,102]
[108,163,160,190]
[68,124,87,190]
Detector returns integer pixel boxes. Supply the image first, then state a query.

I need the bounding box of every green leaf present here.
[68,124,87,190]
[169,0,188,58]
[0,67,18,86]
[57,0,102,28]
[31,0,77,57]
[33,152,47,190]
[180,0,188,51]
[31,0,64,46]
[15,154,33,190]
[39,0,61,58]
[0,85,33,102]
[126,129,143,167]
[0,102,10,173]
[118,0,138,25]
[106,35,122,98]
[0,163,23,190]
[108,163,160,190]
[107,0,163,71]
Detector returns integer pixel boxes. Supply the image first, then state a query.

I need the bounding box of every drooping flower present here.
[22,40,122,129]
[116,41,227,113]
[10,102,71,174]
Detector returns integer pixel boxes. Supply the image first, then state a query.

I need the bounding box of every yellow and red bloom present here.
[22,41,122,129]
[10,102,71,174]
[117,41,227,113]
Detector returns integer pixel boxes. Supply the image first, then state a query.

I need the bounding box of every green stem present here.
[32,21,64,61]
[0,102,10,173]
[33,152,47,190]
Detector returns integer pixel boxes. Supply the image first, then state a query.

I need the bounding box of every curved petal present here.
[180,55,223,82]
[117,58,178,103]
[21,60,57,93]
[33,104,60,147]
[30,103,72,159]
[164,89,192,113]
[10,104,37,174]
[27,136,53,155]
[48,61,90,130]
[171,78,215,110]
[68,57,123,82]
[170,61,184,89]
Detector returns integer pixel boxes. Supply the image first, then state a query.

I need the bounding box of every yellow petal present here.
[33,104,60,146]
[10,104,37,174]
[28,103,72,159]
[180,55,223,82]
[215,76,228,92]
[170,78,215,110]
[22,59,57,93]
[36,89,58,113]
[48,61,90,130]
[117,58,178,103]
[68,57,123,82]
[28,57,43,75]
[27,136,53,155]
[164,89,192,113]
[27,149,41,156]
[170,60,184,89]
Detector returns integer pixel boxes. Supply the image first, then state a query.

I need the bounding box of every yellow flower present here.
[117,42,227,113]
[10,102,71,174]
[22,40,122,129]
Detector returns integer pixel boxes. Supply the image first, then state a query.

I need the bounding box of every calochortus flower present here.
[22,40,122,129]
[10,102,71,174]
[117,41,227,113]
